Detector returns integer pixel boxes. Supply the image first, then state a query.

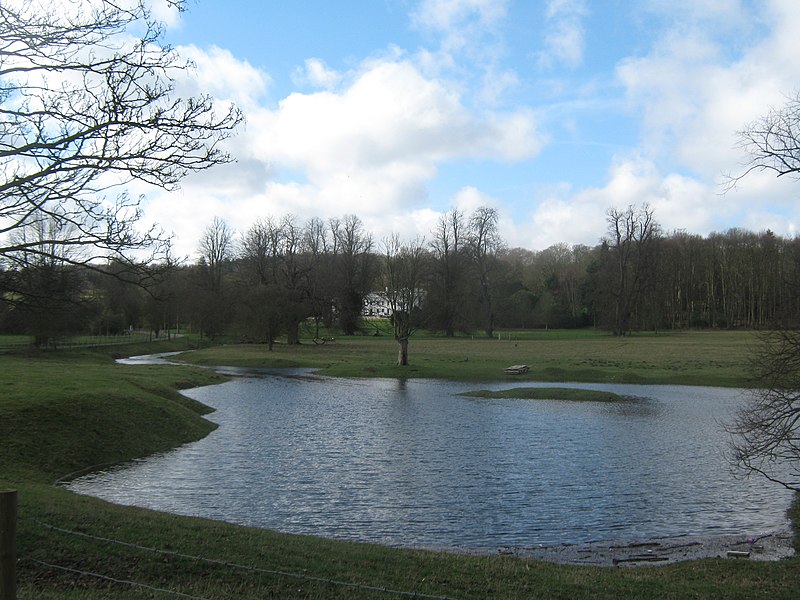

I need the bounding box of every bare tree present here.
[727,95,800,492]
[276,214,310,345]
[468,206,501,337]
[197,216,233,338]
[3,209,87,346]
[0,0,242,286]
[729,329,800,492]
[731,92,800,185]
[330,215,375,335]
[604,204,660,336]
[302,216,334,337]
[428,208,469,336]
[198,217,233,292]
[238,217,283,349]
[238,215,314,346]
[381,235,429,366]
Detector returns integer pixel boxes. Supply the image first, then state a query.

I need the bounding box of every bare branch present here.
[727,92,800,190]
[728,329,800,492]
[0,0,242,288]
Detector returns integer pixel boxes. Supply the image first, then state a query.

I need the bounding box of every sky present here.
[137,0,800,259]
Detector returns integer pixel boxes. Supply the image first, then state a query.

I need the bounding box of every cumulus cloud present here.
[513,147,800,253]
[138,0,800,258]
[147,0,181,29]
[510,157,714,250]
[511,0,800,251]
[142,48,544,256]
[617,1,800,178]
[292,58,342,90]
[246,60,542,190]
[176,45,271,109]
[451,186,499,214]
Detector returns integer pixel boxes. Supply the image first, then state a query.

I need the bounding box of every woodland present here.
[3,204,798,348]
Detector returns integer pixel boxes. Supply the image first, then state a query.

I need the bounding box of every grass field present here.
[2,330,798,599]
[178,329,761,387]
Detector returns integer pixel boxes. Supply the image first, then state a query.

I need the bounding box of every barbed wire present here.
[26,558,209,600]
[27,518,459,600]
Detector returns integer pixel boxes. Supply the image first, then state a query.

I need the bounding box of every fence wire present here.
[25,558,209,599]
[27,518,459,600]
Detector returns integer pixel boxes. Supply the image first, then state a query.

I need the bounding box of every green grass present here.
[2,331,798,599]
[12,483,800,600]
[177,329,759,387]
[461,387,627,402]
[0,348,225,483]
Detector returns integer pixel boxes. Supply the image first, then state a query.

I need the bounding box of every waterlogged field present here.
[178,329,759,387]
[66,375,793,552]
[3,330,798,599]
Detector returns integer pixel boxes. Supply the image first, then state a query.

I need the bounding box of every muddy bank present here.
[499,528,796,567]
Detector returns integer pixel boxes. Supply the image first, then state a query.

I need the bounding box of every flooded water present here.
[66,368,794,552]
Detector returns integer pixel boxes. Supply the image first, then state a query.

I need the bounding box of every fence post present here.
[0,490,17,600]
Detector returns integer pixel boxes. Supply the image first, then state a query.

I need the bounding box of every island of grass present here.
[462,387,626,402]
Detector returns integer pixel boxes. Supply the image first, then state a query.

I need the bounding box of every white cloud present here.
[141,53,544,257]
[542,0,799,248]
[247,59,542,183]
[509,158,688,249]
[176,45,271,109]
[147,0,182,29]
[451,186,498,214]
[478,67,520,105]
[135,0,800,259]
[512,147,800,253]
[640,0,749,29]
[537,0,588,69]
[412,0,508,33]
[411,0,513,96]
[617,0,800,179]
[292,58,342,90]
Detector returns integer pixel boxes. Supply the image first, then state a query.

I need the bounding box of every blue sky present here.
[138,0,800,257]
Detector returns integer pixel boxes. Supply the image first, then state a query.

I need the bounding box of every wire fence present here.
[0,331,179,353]
[22,517,460,600]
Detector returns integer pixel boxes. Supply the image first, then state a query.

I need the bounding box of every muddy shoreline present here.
[497,527,796,567]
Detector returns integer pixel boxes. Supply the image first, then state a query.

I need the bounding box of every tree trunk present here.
[266,324,274,351]
[286,321,300,345]
[396,337,409,366]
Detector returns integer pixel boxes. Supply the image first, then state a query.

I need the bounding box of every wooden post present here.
[0,490,17,600]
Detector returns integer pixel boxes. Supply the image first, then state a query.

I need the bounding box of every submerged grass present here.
[2,331,798,598]
[461,387,627,402]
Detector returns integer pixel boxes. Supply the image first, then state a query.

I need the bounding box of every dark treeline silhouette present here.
[2,205,799,346]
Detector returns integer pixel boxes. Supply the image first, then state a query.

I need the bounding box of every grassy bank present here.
[2,332,799,598]
[0,344,226,483]
[178,329,759,387]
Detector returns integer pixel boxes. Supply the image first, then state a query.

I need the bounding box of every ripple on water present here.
[66,375,794,551]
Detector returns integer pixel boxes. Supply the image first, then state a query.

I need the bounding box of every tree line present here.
[3,204,799,350]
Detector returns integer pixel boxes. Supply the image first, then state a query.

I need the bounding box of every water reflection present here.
[66,373,793,551]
